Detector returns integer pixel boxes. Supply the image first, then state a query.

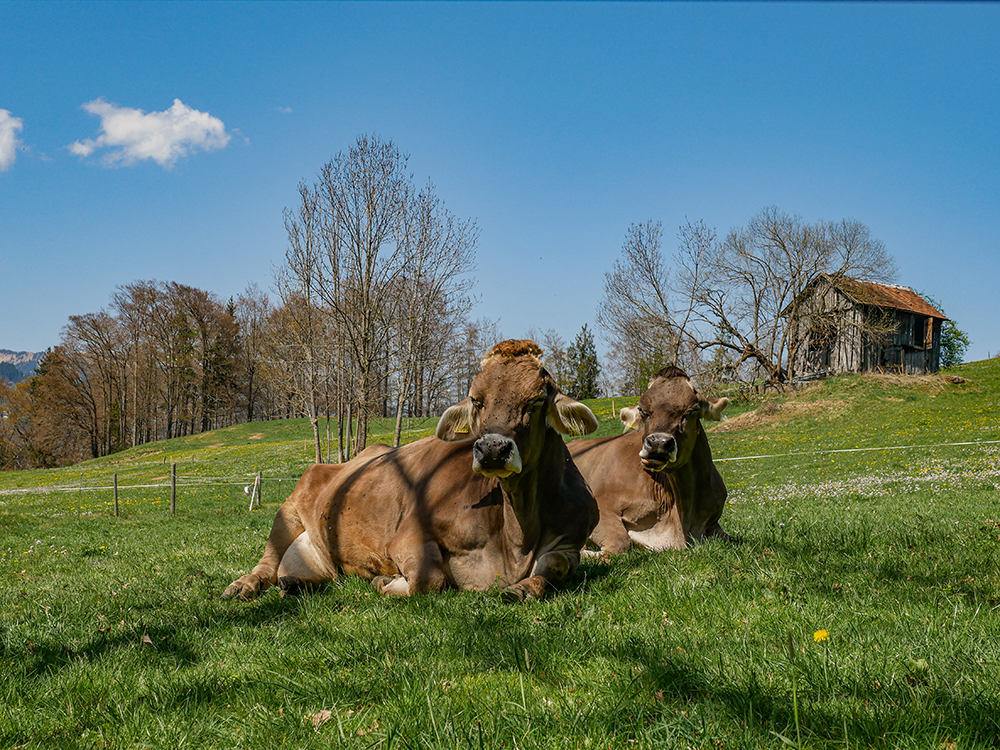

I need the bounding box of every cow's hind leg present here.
[501,549,577,603]
[224,503,311,600]
[275,530,338,595]
[374,527,448,596]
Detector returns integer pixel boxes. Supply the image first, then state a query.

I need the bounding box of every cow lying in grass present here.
[568,366,729,555]
[223,340,599,602]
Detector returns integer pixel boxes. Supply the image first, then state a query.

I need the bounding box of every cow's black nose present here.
[643,433,676,457]
[474,433,515,469]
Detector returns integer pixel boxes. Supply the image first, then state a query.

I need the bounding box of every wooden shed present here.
[787,274,948,377]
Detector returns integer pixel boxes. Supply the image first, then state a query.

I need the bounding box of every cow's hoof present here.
[372,575,409,596]
[222,582,255,601]
[222,574,265,600]
[500,585,530,604]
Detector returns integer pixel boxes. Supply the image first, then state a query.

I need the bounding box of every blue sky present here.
[2,1,998,363]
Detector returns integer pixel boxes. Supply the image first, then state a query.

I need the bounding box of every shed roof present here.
[831,276,947,319]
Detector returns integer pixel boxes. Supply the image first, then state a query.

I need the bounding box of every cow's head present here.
[436,340,599,478]
[618,366,728,472]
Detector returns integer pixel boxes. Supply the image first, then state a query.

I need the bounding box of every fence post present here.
[113,473,119,517]
[170,462,176,515]
[249,471,262,511]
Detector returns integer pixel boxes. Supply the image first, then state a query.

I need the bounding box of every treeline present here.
[1,135,611,470]
[0,135,498,469]
[0,275,512,469]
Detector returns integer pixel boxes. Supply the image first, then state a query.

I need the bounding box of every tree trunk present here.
[309,414,322,464]
[345,402,353,462]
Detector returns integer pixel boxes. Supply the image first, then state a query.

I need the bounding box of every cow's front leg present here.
[223,503,306,600]
[500,548,577,603]
[588,513,632,557]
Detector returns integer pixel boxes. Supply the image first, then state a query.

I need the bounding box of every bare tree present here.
[450,317,503,405]
[597,220,685,396]
[276,134,480,456]
[275,181,329,463]
[234,282,272,423]
[313,134,412,453]
[63,311,128,455]
[526,328,570,393]
[389,181,477,446]
[674,207,898,384]
[112,280,162,444]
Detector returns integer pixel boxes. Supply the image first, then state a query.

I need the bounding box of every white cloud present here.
[276,106,293,114]
[0,109,24,172]
[69,98,231,168]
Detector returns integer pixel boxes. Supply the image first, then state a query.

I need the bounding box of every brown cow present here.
[222,340,599,602]
[568,366,729,555]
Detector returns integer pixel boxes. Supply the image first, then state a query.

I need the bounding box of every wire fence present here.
[3,437,999,499]
[713,438,1000,463]
[1,435,998,527]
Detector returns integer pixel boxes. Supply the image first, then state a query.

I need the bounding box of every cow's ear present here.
[702,396,729,422]
[620,406,643,432]
[548,394,599,436]
[436,398,480,442]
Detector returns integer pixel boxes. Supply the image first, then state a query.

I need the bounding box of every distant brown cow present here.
[223,340,599,602]
[568,366,729,555]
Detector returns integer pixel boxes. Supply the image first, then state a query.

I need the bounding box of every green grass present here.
[2,363,999,748]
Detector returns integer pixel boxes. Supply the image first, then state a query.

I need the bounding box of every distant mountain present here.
[0,350,44,384]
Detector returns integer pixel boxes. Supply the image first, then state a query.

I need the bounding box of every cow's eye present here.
[471,398,484,410]
[638,408,651,420]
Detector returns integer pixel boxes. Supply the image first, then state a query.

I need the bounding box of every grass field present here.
[2,361,999,748]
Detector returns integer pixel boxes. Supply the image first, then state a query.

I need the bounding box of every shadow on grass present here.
[2,588,318,681]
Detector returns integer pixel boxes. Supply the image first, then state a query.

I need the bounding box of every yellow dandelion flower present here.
[813,630,829,643]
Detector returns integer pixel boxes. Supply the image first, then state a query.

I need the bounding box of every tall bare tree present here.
[313,134,411,453]
[234,282,272,423]
[674,207,898,384]
[276,134,479,456]
[389,181,477,446]
[276,181,329,463]
[597,220,685,395]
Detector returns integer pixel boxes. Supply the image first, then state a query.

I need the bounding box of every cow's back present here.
[568,432,650,516]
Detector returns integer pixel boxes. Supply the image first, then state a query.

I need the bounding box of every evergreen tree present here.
[939,319,971,368]
[923,294,970,368]
[566,324,601,400]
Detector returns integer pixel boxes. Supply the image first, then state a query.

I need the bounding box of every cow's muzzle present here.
[473,433,522,478]
[639,433,677,471]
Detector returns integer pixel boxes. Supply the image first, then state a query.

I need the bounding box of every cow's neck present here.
[497,434,563,552]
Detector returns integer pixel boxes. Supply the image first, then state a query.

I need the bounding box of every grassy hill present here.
[2,360,999,749]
